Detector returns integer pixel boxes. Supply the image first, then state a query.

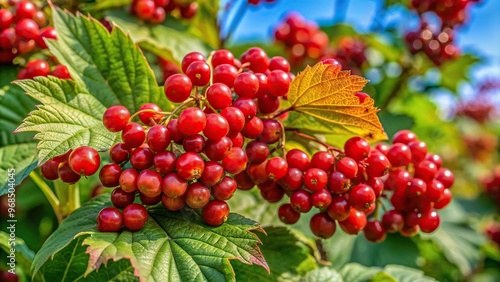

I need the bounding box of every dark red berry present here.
[202,200,230,226]
[41,159,60,180]
[130,147,154,170]
[153,151,176,174]
[97,207,123,232]
[164,74,193,103]
[68,146,100,176]
[278,203,300,224]
[110,187,135,208]
[123,203,148,231]
[185,182,211,208]
[161,172,188,198]
[310,212,336,238]
[122,123,146,148]
[119,168,139,193]
[176,152,205,180]
[99,163,122,187]
[364,220,386,243]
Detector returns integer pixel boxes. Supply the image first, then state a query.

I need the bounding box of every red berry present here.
[211,49,234,67]
[179,2,198,19]
[365,151,391,177]
[344,136,370,161]
[338,208,367,235]
[202,200,229,226]
[434,188,452,209]
[392,130,417,145]
[41,159,60,180]
[386,143,412,167]
[147,124,171,152]
[364,220,386,243]
[138,103,163,126]
[267,70,290,97]
[266,156,288,180]
[203,114,229,140]
[178,107,206,135]
[311,189,333,210]
[381,209,404,233]
[137,170,163,197]
[269,56,291,72]
[51,65,71,79]
[183,134,205,153]
[161,194,186,211]
[153,151,176,174]
[36,27,57,49]
[286,149,310,171]
[234,171,255,190]
[336,157,358,179]
[99,163,122,187]
[25,59,50,78]
[200,161,225,186]
[176,152,205,180]
[164,74,193,103]
[212,176,237,200]
[181,52,205,73]
[414,160,438,182]
[327,194,350,220]
[407,178,427,197]
[68,146,100,176]
[222,147,248,174]
[15,18,39,40]
[130,147,154,170]
[234,72,259,98]
[123,203,148,231]
[119,168,139,193]
[161,172,188,198]
[408,140,428,163]
[135,0,156,20]
[58,162,81,184]
[110,187,135,208]
[186,60,211,86]
[15,1,37,20]
[385,168,411,191]
[436,168,454,188]
[304,168,328,192]
[97,207,123,232]
[278,203,300,224]
[279,167,303,191]
[110,143,130,164]
[241,116,263,139]
[185,182,211,208]
[167,119,185,142]
[258,94,280,114]
[310,151,334,173]
[139,193,162,205]
[245,140,270,164]
[349,184,375,211]
[122,122,146,148]
[0,9,14,30]
[241,47,269,73]
[419,210,440,233]
[206,83,233,110]
[290,190,312,213]
[221,107,246,133]
[328,171,350,194]
[102,105,130,132]
[205,137,232,161]
[213,64,238,87]
[258,119,282,144]
[310,212,336,238]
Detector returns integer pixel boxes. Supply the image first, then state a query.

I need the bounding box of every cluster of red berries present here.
[405,24,459,65]
[41,146,101,185]
[410,0,481,26]
[130,0,197,24]
[0,1,56,64]
[247,0,276,6]
[17,58,70,79]
[321,37,367,75]
[482,166,500,207]
[257,130,454,241]
[273,12,329,64]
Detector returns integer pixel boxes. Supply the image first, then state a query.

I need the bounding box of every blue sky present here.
[221,0,500,105]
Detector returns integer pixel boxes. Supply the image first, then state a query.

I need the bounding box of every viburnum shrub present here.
[2,1,482,281]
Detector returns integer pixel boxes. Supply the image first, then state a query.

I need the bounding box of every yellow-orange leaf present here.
[287,62,387,141]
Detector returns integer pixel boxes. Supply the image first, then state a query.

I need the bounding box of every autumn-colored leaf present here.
[286,62,387,141]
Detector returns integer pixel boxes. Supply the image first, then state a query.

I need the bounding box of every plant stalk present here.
[29,171,63,223]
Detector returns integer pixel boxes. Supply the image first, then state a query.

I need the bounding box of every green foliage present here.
[0,143,38,196]
[0,232,35,278]
[439,54,481,93]
[15,77,118,164]
[32,194,268,281]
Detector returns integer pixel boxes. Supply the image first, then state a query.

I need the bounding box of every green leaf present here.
[106,10,211,64]
[372,265,438,282]
[378,112,415,141]
[32,194,268,281]
[15,77,118,164]
[301,267,343,282]
[0,83,36,146]
[439,54,480,93]
[0,231,35,277]
[232,227,318,282]
[339,263,382,282]
[188,0,220,48]
[47,5,169,113]
[0,143,38,196]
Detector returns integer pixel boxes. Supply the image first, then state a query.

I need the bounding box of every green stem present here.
[29,171,63,223]
[67,183,80,213]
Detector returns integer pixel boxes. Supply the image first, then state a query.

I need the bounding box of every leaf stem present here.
[67,183,80,213]
[29,171,63,223]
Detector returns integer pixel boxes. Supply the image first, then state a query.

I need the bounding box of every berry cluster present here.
[41,146,101,184]
[410,0,480,26]
[405,24,459,65]
[130,0,198,24]
[0,1,56,64]
[17,58,70,79]
[273,12,329,64]
[321,37,367,75]
[482,166,500,207]
[263,130,454,241]
[486,222,500,248]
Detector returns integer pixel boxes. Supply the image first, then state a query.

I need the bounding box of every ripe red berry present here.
[234,72,259,98]
[392,130,417,145]
[241,116,263,139]
[139,193,162,206]
[364,220,386,243]
[206,83,233,110]
[365,151,391,177]
[200,161,225,186]
[212,176,237,200]
[166,119,185,142]
[137,170,163,197]
[222,147,248,174]
[178,107,206,135]
[203,114,229,140]
[258,94,280,114]
[344,136,370,161]
[267,70,291,97]
[328,171,350,194]
[269,56,291,72]
[419,210,440,233]
[205,136,232,161]
[99,163,122,187]
[183,134,205,153]
[241,47,269,73]
[258,119,282,144]
[327,194,350,221]
[286,149,310,171]
[211,49,235,67]
[68,146,100,176]
[408,140,428,163]
[246,140,270,164]
[97,207,123,232]
[110,187,135,208]
[233,97,257,121]
[123,203,148,231]
[310,151,335,173]
[213,64,238,87]
[385,168,411,191]
[161,172,188,198]
[290,190,312,213]
[58,162,81,183]
[338,208,367,235]
[310,212,336,239]
[414,160,438,182]
[16,1,37,19]
[434,188,452,209]
[109,143,130,164]
[311,189,333,210]
[176,152,205,180]
[185,182,211,208]
[15,18,39,40]
[186,60,211,86]
[130,147,154,170]
[279,167,303,191]
[220,107,246,133]
[266,156,288,180]
[386,143,412,167]
[122,123,146,148]
[180,2,198,19]
[51,65,71,79]
[135,0,156,20]
[234,171,255,190]
[436,168,454,188]
[138,103,163,126]
[0,9,13,30]
[381,210,404,233]
[119,168,139,193]
[36,27,57,49]
[25,59,50,78]
[349,184,376,211]
[336,157,358,179]
[181,52,205,73]
[164,74,193,103]
[153,151,176,174]
[147,124,171,152]
[304,168,328,192]
[278,203,300,224]
[41,159,60,180]
[202,200,230,226]
[161,194,186,211]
